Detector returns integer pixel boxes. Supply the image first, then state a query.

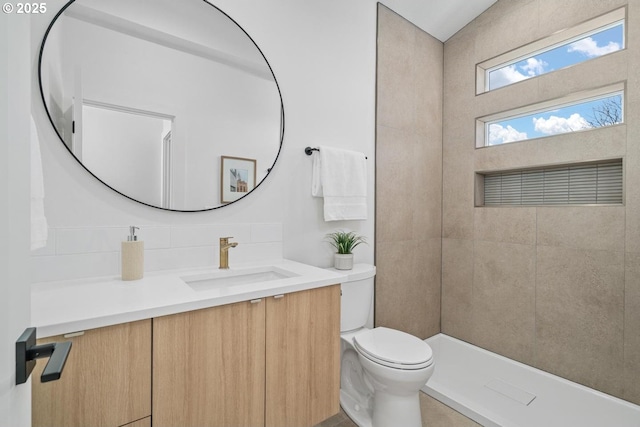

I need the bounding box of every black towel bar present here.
[304,146,367,159]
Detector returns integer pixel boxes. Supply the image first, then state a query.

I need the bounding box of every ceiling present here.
[380,0,498,42]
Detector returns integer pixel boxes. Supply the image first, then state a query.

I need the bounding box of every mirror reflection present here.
[40,0,284,211]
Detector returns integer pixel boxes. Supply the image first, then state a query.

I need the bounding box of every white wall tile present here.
[140,226,171,249]
[145,247,217,272]
[56,227,126,255]
[233,242,283,264]
[31,252,119,283]
[32,223,282,282]
[55,226,172,255]
[250,223,283,243]
[170,224,252,248]
[31,228,56,256]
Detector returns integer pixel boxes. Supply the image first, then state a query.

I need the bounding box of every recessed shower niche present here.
[39,0,284,211]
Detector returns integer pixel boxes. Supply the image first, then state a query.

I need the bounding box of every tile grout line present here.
[534,206,538,368]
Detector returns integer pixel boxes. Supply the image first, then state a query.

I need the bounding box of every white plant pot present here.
[334,253,354,270]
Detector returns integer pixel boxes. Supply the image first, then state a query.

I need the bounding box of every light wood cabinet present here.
[153,299,266,427]
[153,285,341,427]
[265,284,341,427]
[32,319,151,427]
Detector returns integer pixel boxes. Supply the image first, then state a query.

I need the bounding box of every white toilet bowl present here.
[340,327,434,427]
[333,264,436,427]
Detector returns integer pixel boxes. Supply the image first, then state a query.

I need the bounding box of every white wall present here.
[30,0,378,280]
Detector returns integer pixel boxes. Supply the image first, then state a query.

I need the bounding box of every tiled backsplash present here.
[31,223,283,283]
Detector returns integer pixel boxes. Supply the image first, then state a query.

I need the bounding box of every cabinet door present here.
[265,285,341,427]
[32,319,152,427]
[153,299,266,427]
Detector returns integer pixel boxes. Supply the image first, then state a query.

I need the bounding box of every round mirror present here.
[39,0,284,211]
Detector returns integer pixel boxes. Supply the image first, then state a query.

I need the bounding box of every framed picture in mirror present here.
[220,156,257,204]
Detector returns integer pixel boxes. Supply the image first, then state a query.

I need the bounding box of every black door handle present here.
[16,327,72,385]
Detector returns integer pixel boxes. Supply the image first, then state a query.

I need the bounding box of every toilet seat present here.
[353,327,433,370]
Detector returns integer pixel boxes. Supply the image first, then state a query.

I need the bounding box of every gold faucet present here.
[219,237,238,269]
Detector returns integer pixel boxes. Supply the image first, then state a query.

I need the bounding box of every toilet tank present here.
[328,264,376,332]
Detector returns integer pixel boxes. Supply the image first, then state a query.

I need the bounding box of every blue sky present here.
[487,24,624,145]
[489,25,623,90]
[488,94,622,146]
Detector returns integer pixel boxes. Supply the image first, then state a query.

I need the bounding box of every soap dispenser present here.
[122,226,144,281]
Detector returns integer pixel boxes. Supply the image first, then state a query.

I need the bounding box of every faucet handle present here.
[220,236,234,241]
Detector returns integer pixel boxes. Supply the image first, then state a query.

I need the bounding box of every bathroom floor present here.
[314,392,480,427]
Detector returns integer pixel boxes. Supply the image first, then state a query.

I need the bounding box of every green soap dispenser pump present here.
[122,226,144,281]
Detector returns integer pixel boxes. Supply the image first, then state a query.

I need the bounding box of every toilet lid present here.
[353,327,433,370]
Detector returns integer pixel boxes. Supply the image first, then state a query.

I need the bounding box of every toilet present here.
[334,264,434,427]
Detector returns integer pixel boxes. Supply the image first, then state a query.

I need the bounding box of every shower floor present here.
[422,334,640,427]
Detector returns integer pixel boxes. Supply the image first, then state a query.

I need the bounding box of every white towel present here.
[311,145,367,221]
[31,116,48,250]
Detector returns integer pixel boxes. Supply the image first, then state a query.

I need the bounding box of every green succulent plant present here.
[325,230,367,255]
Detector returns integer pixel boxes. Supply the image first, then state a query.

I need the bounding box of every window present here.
[478,160,622,206]
[476,83,624,147]
[477,8,625,94]
[487,24,623,91]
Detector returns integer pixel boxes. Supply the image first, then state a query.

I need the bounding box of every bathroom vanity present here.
[31,260,344,427]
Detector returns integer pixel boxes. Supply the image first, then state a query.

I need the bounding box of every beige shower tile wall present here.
[375,5,443,339]
[536,246,625,396]
[624,252,640,404]
[472,240,536,365]
[442,0,640,405]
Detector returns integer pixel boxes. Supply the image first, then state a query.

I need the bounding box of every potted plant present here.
[325,230,367,270]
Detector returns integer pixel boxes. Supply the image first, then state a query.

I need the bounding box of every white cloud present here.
[488,123,528,145]
[489,65,528,90]
[567,37,621,57]
[532,113,591,135]
[490,57,549,89]
[520,57,548,76]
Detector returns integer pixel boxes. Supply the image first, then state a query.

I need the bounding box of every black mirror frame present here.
[38,0,285,212]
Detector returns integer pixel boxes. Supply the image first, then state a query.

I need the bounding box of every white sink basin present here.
[182,266,298,291]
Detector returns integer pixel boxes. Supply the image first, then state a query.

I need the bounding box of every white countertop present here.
[31,259,348,338]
